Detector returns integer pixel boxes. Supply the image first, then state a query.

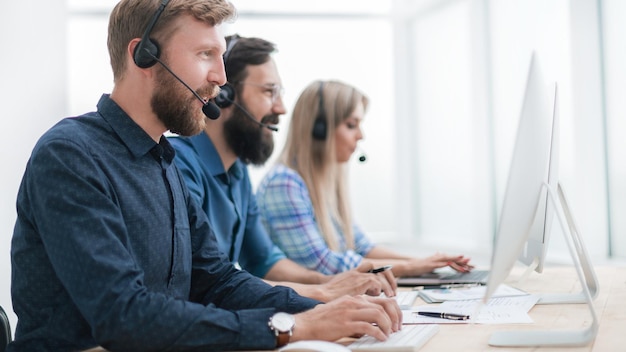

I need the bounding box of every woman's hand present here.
[393,253,474,276]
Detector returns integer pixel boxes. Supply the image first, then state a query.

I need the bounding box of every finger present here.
[379,270,397,297]
[371,276,391,298]
[361,278,383,297]
[355,261,374,273]
[377,297,402,332]
[448,261,466,272]
[455,259,474,271]
[349,321,388,342]
[451,261,472,272]
[351,306,393,336]
[361,296,402,332]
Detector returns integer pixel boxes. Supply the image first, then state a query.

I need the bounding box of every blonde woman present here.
[256,80,473,277]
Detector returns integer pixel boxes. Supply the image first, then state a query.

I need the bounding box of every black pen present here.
[414,311,470,320]
[368,265,392,274]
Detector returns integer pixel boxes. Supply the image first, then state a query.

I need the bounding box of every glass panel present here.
[67,0,391,14]
[603,0,626,258]
[232,0,390,14]
[67,17,112,115]
[409,1,494,252]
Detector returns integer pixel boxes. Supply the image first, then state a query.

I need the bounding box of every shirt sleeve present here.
[239,190,287,278]
[353,223,376,256]
[257,166,364,275]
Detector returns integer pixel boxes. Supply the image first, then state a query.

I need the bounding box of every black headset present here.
[214,35,241,108]
[129,0,222,119]
[133,0,170,69]
[312,81,328,140]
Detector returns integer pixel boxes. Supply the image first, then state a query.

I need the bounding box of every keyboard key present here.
[394,291,419,309]
[348,324,440,351]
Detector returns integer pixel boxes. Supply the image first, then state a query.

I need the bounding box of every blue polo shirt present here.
[169,132,286,278]
[10,94,318,351]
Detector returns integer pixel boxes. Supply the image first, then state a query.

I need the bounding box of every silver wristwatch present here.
[268,312,295,347]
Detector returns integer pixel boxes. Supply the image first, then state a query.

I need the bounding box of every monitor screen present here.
[481,53,599,348]
[484,52,558,302]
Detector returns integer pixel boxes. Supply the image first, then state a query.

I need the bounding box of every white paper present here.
[402,295,540,325]
[417,283,527,302]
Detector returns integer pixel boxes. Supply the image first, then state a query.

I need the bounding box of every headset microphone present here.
[202,101,221,120]
[357,149,367,163]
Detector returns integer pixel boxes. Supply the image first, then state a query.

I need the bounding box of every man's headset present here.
[132,0,221,119]
[212,35,278,132]
[213,35,240,108]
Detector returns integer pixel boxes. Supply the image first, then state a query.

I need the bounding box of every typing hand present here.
[447,257,474,273]
[399,253,474,276]
[439,253,474,273]
[291,295,400,343]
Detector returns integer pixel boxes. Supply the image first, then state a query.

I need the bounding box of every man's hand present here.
[291,295,402,343]
[318,263,397,301]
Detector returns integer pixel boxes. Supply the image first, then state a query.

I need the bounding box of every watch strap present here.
[276,330,291,347]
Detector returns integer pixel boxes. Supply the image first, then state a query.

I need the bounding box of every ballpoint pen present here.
[414,311,470,320]
[368,265,392,274]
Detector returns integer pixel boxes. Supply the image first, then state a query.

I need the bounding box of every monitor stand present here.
[488,183,599,347]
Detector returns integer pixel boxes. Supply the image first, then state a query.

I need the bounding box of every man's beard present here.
[223,103,277,166]
[151,64,217,136]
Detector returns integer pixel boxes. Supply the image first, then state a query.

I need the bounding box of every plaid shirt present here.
[256,164,374,275]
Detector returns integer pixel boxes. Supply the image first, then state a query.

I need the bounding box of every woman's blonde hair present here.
[279,80,369,251]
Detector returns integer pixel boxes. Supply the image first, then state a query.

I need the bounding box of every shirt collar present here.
[189,132,243,180]
[96,94,173,161]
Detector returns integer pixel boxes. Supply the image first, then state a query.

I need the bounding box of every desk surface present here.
[388,265,626,352]
[84,265,626,352]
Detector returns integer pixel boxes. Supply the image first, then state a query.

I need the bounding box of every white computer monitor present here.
[485,53,558,295]
[483,53,599,347]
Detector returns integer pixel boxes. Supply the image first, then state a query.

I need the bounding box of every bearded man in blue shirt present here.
[8,1,401,351]
[168,34,397,303]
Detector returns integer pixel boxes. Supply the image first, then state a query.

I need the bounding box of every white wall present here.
[0,0,67,333]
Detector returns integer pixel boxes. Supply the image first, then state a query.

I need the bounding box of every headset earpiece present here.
[132,0,170,68]
[213,35,241,108]
[312,81,328,140]
[133,38,160,68]
[214,83,236,108]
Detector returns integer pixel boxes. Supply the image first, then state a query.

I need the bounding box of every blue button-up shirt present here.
[169,133,286,278]
[10,94,319,352]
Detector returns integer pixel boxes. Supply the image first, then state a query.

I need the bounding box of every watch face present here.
[272,312,295,332]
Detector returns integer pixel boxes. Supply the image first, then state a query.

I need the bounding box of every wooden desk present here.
[84,265,626,351]
[398,265,626,351]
